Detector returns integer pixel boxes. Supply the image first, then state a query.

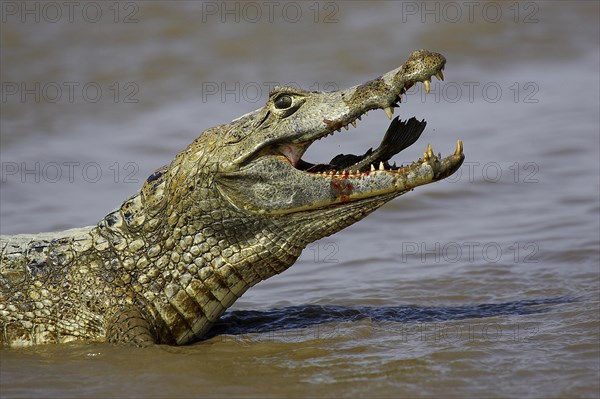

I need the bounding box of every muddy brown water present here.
[1,2,599,398]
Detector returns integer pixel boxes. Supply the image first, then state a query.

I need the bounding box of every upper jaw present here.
[234,50,449,175]
[277,50,447,175]
[318,49,446,139]
[271,50,447,170]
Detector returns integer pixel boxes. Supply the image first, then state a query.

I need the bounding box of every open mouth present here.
[297,116,432,174]
[220,51,464,215]
[273,68,464,178]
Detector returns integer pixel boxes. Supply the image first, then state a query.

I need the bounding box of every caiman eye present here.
[274,95,293,109]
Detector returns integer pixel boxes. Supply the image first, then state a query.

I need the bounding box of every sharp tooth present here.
[370,164,375,172]
[435,70,444,81]
[455,139,463,156]
[427,143,434,158]
[379,161,385,171]
[392,162,397,168]
[343,124,349,131]
[351,121,357,128]
[423,79,431,93]
[357,116,362,121]
[384,107,394,120]
[365,110,369,116]
[336,128,341,132]
[355,170,360,175]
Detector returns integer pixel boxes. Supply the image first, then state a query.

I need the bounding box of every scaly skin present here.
[0,50,464,347]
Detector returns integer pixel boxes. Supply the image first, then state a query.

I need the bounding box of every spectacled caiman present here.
[0,50,464,347]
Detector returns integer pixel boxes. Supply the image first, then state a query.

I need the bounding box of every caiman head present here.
[89,50,466,345]
[162,50,464,262]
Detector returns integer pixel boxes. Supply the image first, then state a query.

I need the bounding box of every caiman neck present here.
[92,166,306,287]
